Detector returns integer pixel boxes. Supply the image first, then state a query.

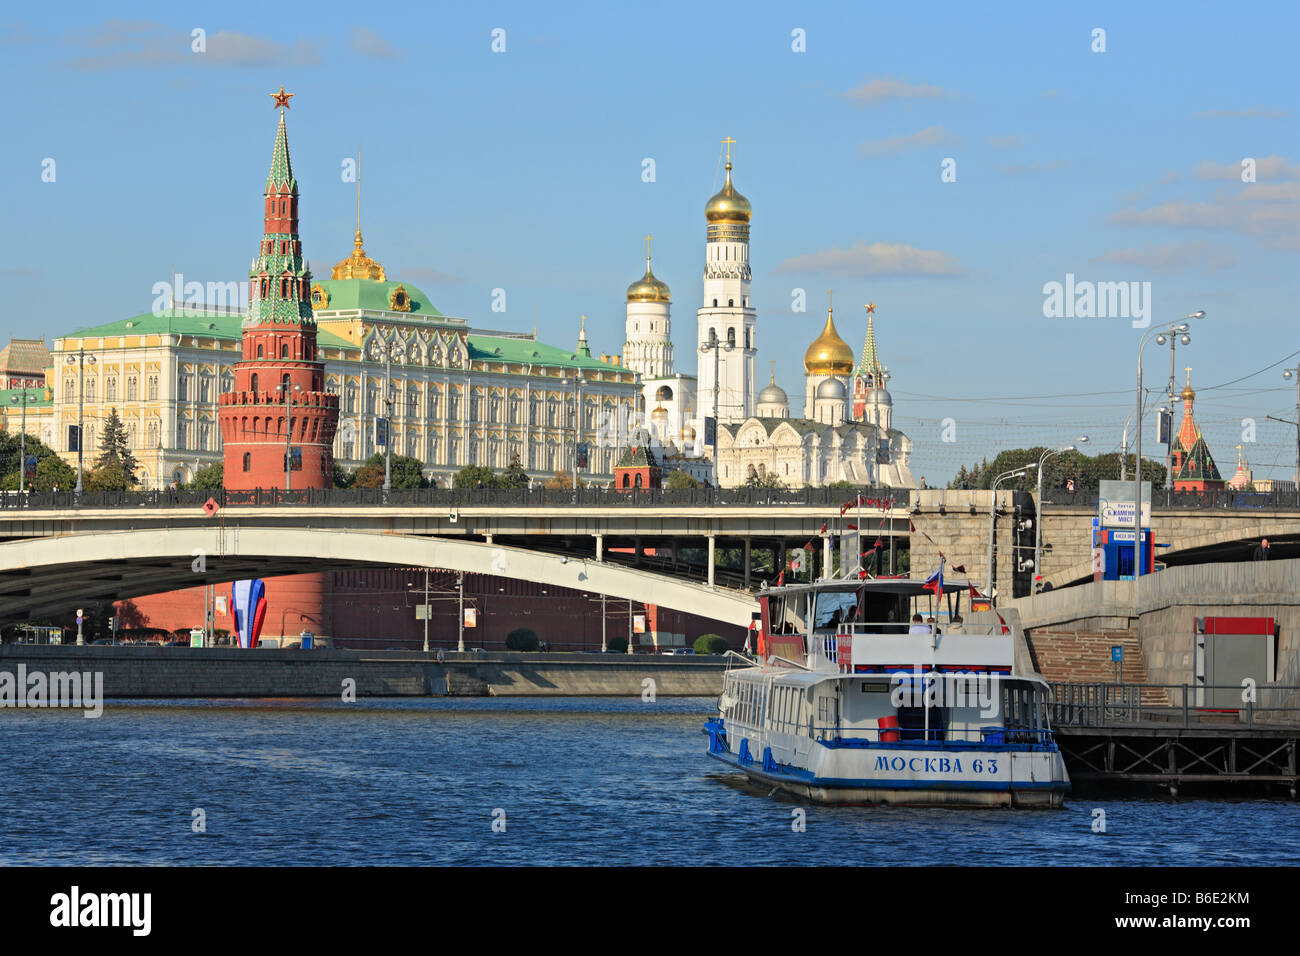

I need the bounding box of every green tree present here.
[332,460,355,488]
[353,453,428,489]
[183,462,224,490]
[454,464,499,489]
[497,454,530,489]
[505,627,540,651]
[545,469,584,490]
[664,469,701,490]
[85,408,139,490]
[743,471,786,490]
[693,634,730,654]
[0,429,74,491]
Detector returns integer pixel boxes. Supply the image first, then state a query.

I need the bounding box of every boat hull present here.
[706,734,1070,808]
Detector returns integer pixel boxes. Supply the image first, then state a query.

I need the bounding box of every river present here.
[2,697,1295,866]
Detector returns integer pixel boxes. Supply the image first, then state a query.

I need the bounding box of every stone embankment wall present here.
[0,646,727,698]
[1006,560,1300,692]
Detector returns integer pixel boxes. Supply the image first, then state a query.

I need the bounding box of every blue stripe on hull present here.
[707,747,1070,796]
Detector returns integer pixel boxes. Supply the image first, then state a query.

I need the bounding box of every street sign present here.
[67,425,81,453]
[703,416,717,447]
[415,604,432,620]
[1111,645,1124,662]
[1097,480,1151,529]
[203,497,220,517]
[576,442,590,470]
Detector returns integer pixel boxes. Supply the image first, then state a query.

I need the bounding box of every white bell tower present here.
[697,137,756,426]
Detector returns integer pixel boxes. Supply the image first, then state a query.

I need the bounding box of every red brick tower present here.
[219,88,338,490]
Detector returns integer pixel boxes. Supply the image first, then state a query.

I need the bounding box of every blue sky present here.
[3,1,1298,484]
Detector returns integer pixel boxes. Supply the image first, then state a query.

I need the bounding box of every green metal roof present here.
[61,310,355,350]
[0,386,52,407]
[313,278,442,316]
[466,334,628,373]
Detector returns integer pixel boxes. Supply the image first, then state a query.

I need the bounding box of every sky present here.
[2,1,1298,485]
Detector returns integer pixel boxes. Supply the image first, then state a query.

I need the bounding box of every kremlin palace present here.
[1,102,916,495]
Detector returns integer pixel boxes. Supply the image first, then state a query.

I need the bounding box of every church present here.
[618,142,915,490]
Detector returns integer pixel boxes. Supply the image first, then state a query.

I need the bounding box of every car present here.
[161,640,188,647]
[671,648,696,656]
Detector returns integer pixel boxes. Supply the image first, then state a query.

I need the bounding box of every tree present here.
[85,408,139,490]
[332,460,355,489]
[454,464,499,489]
[664,469,701,490]
[0,429,74,491]
[545,469,585,490]
[183,462,223,490]
[353,453,428,489]
[949,448,1166,492]
[693,634,730,654]
[505,627,540,651]
[743,471,786,490]
[497,454,529,489]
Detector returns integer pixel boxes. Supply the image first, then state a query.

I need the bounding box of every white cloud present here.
[1090,241,1236,272]
[774,241,964,278]
[1110,185,1300,251]
[350,26,401,60]
[65,20,319,69]
[842,76,953,107]
[1195,155,1300,180]
[858,126,958,157]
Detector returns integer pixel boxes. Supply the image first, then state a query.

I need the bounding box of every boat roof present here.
[760,577,983,598]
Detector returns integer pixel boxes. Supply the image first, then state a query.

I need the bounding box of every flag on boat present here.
[744,621,755,653]
[922,558,945,598]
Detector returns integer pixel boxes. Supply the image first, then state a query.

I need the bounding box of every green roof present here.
[616,445,660,469]
[62,310,355,350]
[467,334,626,373]
[0,386,51,407]
[313,278,441,316]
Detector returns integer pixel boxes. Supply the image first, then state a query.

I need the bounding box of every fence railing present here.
[1042,488,1300,512]
[0,485,905,512]
[1049,681,1300,728]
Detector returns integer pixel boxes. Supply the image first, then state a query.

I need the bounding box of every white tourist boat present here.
[705,577,1070,807]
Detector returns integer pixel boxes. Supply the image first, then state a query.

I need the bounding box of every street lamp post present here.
[1279,364,1300,488]
[9,391,28,494]
[278,382,302,492]
[408,570,431,653]
[1155,326,1193,493]
[1032,437,1088,592]
[986,464,1035,605]
[698,331,734,459]
[1135,311,1206,586]
[65,348,97,495]
[368,334,405,494]
[456,570,465,653]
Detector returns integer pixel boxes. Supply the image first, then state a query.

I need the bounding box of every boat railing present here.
[809,724,1055,746]
[830,621,1003,638]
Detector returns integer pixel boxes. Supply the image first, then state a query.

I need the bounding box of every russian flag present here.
[922,559,944,599]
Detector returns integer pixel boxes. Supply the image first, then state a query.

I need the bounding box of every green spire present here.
[266,112,297,193]
[856,314,883,385]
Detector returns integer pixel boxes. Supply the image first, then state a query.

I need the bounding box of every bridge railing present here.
[1042,487,1300,511]
[0,485,907,511]
[1049,681,1300,729]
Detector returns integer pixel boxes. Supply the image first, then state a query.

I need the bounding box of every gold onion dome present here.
[705,162,752,224]
[331,229,386,281]
[804,307,854,375]
[627,258,671,303]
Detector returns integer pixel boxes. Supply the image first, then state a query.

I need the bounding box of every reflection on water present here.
[1,697,1296,866]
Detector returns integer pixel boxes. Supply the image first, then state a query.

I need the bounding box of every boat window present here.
[898,706,948,742]
[814,592,858,631]
[778,597,807,634]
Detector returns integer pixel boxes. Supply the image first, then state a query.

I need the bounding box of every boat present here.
[704,575,1070,807]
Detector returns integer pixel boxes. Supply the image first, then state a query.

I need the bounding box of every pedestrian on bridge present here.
[1253,538,1272,561]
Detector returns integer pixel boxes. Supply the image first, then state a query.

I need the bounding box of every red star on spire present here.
[270,85,294,111]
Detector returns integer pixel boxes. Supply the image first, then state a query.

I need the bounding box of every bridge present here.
[3,485,1300,624]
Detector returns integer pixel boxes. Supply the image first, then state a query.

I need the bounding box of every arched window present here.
[727,327,736,347]
[622,473,630,488]
[635,473,643,488]
[250,373,259,394]
[712,299,718,307]
[281,344,289,359]
[257,345,264,358]
[728,299,734,307]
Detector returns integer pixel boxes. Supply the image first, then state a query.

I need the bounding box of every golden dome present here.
[681,423,697,441]
[705,162,752,224]
[331,229,386,281]
[1181,368,1196,402]
[804,306,854,375]
[627,257,671,303]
